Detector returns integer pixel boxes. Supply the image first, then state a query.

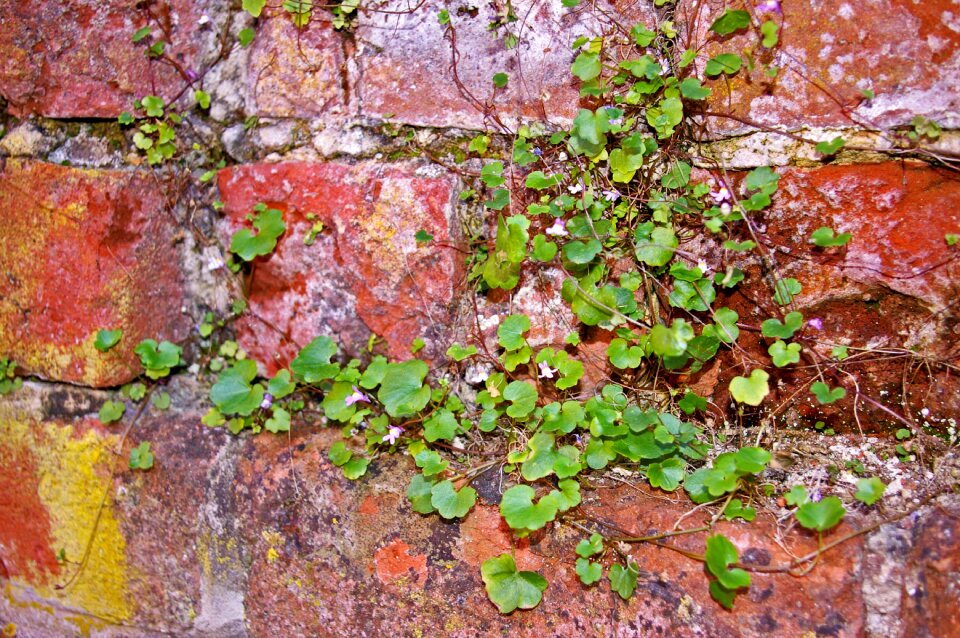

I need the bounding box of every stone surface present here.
[0,159,189,387]
[354,0,656,129]
[247,10,347,118]
[217,161,461,371]
[682,0,960,135]
[0,0,210,118]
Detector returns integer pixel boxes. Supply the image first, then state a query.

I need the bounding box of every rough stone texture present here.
[0,159,189,387]
[354,0,656,129]
[217,161,461,370]
[5,386,956,637]
[683,0,960,135]
[0,0,211,118]
[247,11,346,118]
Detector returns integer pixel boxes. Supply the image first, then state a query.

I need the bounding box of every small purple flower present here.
[808,318,824,331]
[344,385,370,406]
[186,68,199,82]
[545,218,568,237]
[260,393,274,410]
[602,189,621,203]
[538,361,557,379]
[382,425,403,445]
[709,184,732,205]
[757,0,782,14]
[533,147,543,157]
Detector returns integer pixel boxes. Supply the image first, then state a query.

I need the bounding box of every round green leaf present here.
[430,480,477,519]
[729,369,770,406]
[855,477,886,506]
[378,360,430,417]
[795,496,846,532]
[481,553,548,614]
[291,336,339,383]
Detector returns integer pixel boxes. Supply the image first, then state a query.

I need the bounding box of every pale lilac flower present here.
[757,0,781,14]
[344,385,370,406]
[545,218,568,237]
[557,152,569,162]
[538,361,557,379]
[602,189,621,202]
[697,259,710,274]
[568,181,583,195]
[808,318,824,331]
[720,202,732,216]
[260,393,274,410]
[382,425,403,445]
[186,68,199,82]
[206,252,225,271]
[710,184,732,205]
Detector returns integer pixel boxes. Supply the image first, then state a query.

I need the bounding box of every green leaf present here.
[265,407,291,433]
[446,343,478,361]
[631,23,655,47]
[500,485,559,532]
[378,360,430,417]
[493,72,509,88]
[498,314,531,350]
[267,369,296,399]
[141,95,165,117]
[531,234,558,262]
[211,360,265,416]
[571,52,601,81]
[575,558,603,585]
[810,226,852,247]
[481,554,547,614]
[569,108,608,157]
[291,336,339,383]
[129,441,155,470]
[647,457,685,491]
[711,307,740,344]
[650,319,694,358]
[407,473,436,514]
[242,0,267,17]
[608,338,644,369]
[342,457,369,480]
[646,96,683,139]
[132,26,151,42]
[634,224,678,267]
[609,148,643,183]
[99,400,126,423]
[723,239,756,252]
[430,480,477,519]
[815,136,846,156]
[609,561,639,600]
[729,369,770,406]
[94,329,123,352]
[796,496,846,532]
[525,171,563,190]
[704,53,742,77]
[414,448,449,477]
[709,9,750,35]
[723,498,756,521]
[562,239,602,264]
[785,485,809,506]
[230,207,285,261]
[576,533,604,558]
[679,77,711,100]
[238,27,256,47]
[678,390,707,414]
[769,340,801,367]
[328,440,352,466]
[705,534,750,590]
[761,312,804,339]
[503,381,538,419]
[773,278,802,305]
[760,20,779,48]
[424,409,459,442]
[811,382,846,404]
[855,477,886,506]
[734,447,771,474]
[194,90,211,109]
[133,339,182,379]
[661,161,691,189]
[468,134,489,154]
[151,392,171,410]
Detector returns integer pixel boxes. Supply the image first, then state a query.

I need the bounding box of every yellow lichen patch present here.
[363,178,426,286]
[3,418,131,622]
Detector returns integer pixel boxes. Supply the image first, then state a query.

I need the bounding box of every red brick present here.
[354,0,657,129]
[217,161,461,371]
[0,0,207,118]
[682,0,960,133]
[0,160,189,387]
[247,11,346,117]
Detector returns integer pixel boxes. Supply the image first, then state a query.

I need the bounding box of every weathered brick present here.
[0,0,209,118]
[0,159,189,387]
[354,0,656,129]
[681,0,960,134]
[217,161,461,371]
[247,11,347,118]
